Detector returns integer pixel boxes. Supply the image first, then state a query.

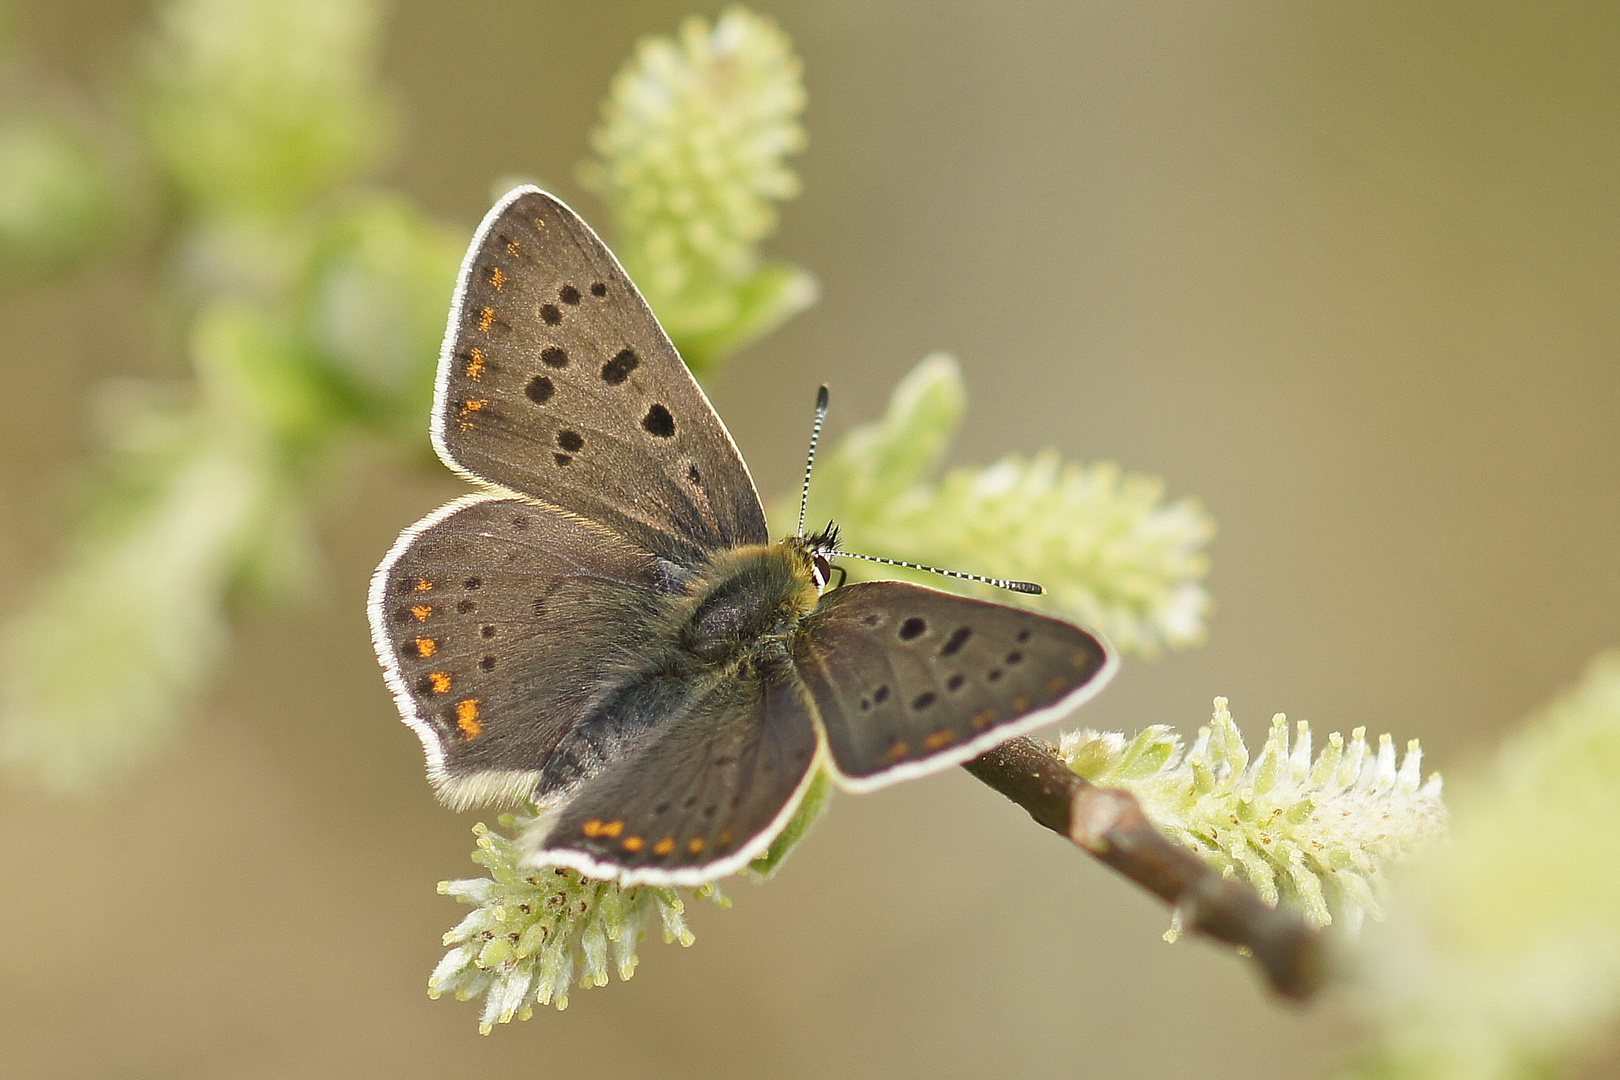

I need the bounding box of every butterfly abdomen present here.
[677,543,820,664]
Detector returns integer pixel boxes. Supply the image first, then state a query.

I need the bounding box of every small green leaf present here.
[804,353,967,526]
[750,767,835,878]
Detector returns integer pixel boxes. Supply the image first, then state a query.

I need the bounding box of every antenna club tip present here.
[815,384,830,409]
[1009,581,1045,595]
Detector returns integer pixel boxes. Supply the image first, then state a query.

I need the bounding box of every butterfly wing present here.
[794,582,1116,791]
[521,655,821,886]
[434,186,768,563]
[368,493,692,810]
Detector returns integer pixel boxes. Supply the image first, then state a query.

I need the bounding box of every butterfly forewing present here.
[368,494,688,809]
[525,657,821,886]
[794,582,1115,790]
[435,187,768,564]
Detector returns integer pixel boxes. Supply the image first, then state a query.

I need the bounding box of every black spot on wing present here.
[642,403,675,437]
[939,627,972,657]
[601,349,639,385]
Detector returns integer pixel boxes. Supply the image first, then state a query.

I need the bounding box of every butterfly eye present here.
[812,554,834,591]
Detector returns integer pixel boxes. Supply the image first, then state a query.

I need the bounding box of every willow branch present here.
[962,736,1329,1001]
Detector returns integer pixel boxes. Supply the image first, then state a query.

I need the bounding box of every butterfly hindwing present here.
[368,493,691,810]
[524,655,822,886]
[794,581,1115,790]
[435,187,769,564]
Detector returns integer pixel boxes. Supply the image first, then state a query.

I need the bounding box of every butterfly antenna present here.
[796,384,830,539]
[834,549,1045,595]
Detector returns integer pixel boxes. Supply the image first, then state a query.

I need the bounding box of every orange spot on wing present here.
[455,699,482,738]
[1073,650,1097,668]
[653,837,675,856]
[971,709,996,731]
[583,820,603,837]
[885,741,909,763]
[622,835,644,852]
[489,266,507,291]
[428,672,452,694]
[1045,676,1069,696]
[718,828,734,847]
[457,398,489,432]
[478,306,495,332]
[411,604,433,622]
[505,239,522,255]
[600,820,624,838]
[924,729,955,751]
[414,637,437,658]
[463,347,486,381]
[1011,694,1032,713]
[687,837,707,854]
[414,578,434,591]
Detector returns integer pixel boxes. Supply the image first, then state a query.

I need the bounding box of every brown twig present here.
[962,735,1329,1001]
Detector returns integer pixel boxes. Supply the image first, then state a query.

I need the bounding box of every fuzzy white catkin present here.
[1061,698,1446,935]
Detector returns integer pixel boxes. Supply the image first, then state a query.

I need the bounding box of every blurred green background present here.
[2,0,1617,1076]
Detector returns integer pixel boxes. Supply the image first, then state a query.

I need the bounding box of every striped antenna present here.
[796,384,830,539]
[797,383,1043,596]
[833,549,1045,595]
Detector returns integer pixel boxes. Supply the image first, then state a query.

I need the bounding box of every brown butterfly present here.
[368,187,1115,885]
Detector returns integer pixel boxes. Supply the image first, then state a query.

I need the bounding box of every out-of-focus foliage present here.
[579,6,815,372]
[1343,652,1620,1080]
[0,114,125,275]
[1063,699,1446,936]
[300,197,465,432]
[0,0,456,789]
[141,0,394,218]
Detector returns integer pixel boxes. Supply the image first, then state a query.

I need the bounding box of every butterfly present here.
[368,187,1116,886]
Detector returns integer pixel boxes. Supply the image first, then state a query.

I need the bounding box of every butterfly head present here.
[777,518,842,595]
[788,521,841,594]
